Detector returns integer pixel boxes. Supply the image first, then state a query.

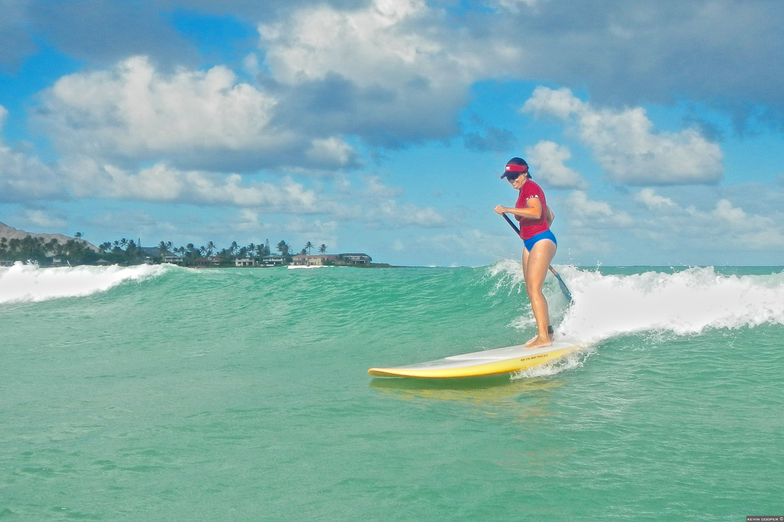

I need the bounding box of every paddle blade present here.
[555,273,573,302]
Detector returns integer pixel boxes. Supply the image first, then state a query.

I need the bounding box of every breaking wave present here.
[489,262,784,344]
[0,262,172,305]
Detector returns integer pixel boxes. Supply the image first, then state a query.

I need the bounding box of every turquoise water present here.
[1,262,783,521]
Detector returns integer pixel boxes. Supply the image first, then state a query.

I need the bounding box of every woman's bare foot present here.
[524,335,553,349]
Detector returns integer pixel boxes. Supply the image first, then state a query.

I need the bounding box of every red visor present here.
[501,163,528,178]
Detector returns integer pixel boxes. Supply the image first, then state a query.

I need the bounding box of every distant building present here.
[261,255,286,266]
[193,256,221,267]
[291,254,338,266]
[162,255,182,264]
[140,246,159,264]
[341,253,372,265]
[234,257,257,267]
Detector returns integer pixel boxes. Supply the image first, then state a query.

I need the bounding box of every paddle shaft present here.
[502,213,572,301]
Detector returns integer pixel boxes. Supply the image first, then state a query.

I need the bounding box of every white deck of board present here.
[390,339,583,371]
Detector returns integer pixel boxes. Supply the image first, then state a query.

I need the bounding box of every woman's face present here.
[507,174,526,190]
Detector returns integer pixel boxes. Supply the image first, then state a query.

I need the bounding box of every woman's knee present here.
[526,286,544,301]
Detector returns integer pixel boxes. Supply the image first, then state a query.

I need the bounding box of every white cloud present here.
[525,140,588,189]
[257,0,519,146]
[282,216,338,236]
[261,0,447,88]
[305,137,357,167]
[425,228,510,260]
[52,156,447,231]
[309,173,443,228]
[17,209,67,230]
[41,57,277,153]
[360,175,405,198]
[232,209,266,232]
[709,202,782,248]
[242,52,261,77]
[376,200,447,228]
[35,56,334,169]
[709,199,747,226]
[522,86,724,185]
[634,190,784,250]
[634,188,677,210]
[0,105,65,201]
[490,0,544,13]
[0,143,64,201]
[689,198,784,248]
[59,157,321,210]
[35,56,363,171]
[564,191,634,228]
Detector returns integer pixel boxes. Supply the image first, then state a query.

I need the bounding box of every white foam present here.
[510,346,594,380]
[0,262,172,305]
[485,258,525,296]
[490,264,784,343]
[488,263,784,378]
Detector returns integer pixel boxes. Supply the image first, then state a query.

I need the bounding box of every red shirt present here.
[515,180,550,240]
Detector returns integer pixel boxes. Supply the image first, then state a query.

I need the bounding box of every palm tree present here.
[276,240,289,256]
[304,241,314,254]
[46,239,60,256]
[319,244,327,254]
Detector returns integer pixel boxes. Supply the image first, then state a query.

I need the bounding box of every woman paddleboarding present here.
[494,157,557,349]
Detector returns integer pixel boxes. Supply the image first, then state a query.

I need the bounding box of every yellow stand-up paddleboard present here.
[368,339,583,378]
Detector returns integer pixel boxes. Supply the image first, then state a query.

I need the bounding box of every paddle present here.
[501,213,573,302]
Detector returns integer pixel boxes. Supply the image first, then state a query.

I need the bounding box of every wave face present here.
[3,261,782,341]
[2,263,783,521]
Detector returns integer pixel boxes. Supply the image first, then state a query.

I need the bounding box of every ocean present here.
[1,262,782,521]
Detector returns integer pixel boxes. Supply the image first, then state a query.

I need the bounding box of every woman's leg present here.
[521,238,557,348]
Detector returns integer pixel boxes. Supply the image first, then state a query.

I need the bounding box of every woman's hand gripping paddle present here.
[502,213,573,302]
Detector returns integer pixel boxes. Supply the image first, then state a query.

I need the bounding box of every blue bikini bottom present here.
[523,229,557,252]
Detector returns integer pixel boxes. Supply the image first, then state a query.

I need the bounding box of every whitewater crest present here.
[0,262,172,304]
[489,263,784,343]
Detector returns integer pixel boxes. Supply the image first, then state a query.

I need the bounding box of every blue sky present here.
[1,0,783,266]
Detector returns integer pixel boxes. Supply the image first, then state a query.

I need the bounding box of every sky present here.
[1,0,784,267]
